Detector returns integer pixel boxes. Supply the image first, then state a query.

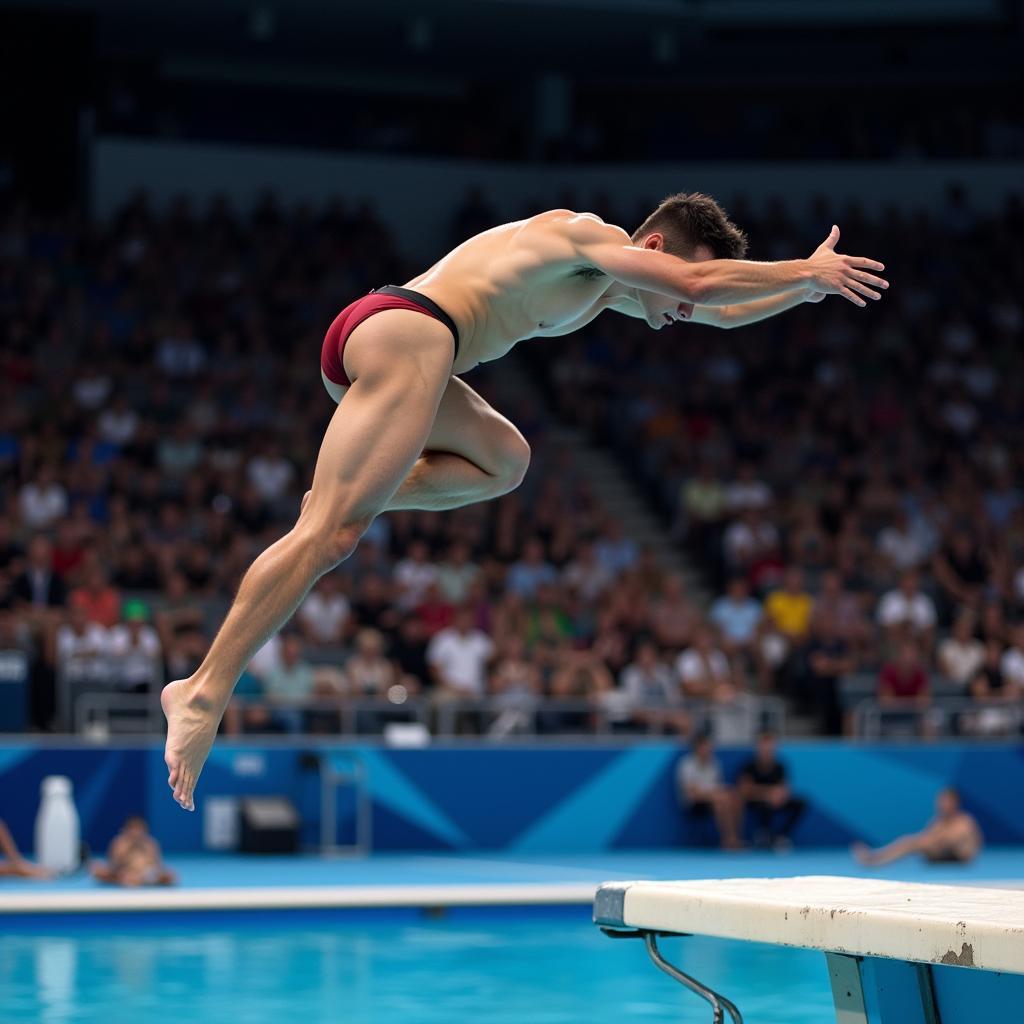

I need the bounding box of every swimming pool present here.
[2,910,834,1024]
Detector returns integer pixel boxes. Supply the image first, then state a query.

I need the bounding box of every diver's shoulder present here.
[527,209,629,242]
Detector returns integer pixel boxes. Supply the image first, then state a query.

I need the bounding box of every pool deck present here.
[3,847,1023,914]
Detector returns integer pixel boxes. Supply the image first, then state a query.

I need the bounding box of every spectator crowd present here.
[531,184,1024,738]
[1,181,1022,739]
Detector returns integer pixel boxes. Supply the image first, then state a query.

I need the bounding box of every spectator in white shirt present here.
[723,508,778,572]
[1000,623,1024,690]
[53,604,110,686]
[246,441,295,504]
[107,600,163,692]
[97,394,140,447]
[937,609,985,687]
[620,641,689,735]
[19,464,68,531]
[877,571,937,643]
[393,540,439,611]
[427,606,494,698]
[877,509,930,573]
[298,572,351,645]
[676,628,736,703]
[726,462,772,513]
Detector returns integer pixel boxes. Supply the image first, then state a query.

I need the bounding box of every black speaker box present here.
[239,796,301,854]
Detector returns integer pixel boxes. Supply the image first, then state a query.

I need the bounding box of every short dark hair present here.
[632,192,748,260]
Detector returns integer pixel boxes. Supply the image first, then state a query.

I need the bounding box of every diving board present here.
[594,876,1024,1023]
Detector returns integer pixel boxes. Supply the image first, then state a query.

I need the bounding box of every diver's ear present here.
[639,232,664,251]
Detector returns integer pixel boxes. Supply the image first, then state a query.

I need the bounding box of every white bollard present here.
[34,776,81,874]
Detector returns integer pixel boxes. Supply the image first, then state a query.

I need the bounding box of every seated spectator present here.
[435,541,480,605]
[0,817,50,878]
[763,567,814,651]
[648,574,700,651]
[488,636,541,736]
[679,462,726,543]
[737,731,806,850]
[427,606,495,730]
[933,530,990,612]
[346,628,398,698]
[876,509,930,573]
[246,441,294,505]
[393,540,438,611]
[676,628,736,703]
[69,565,121,628]
[723,508,779,575]
[111,542,162,592]
[91,815,177,886]
[619,640,690,735]
[391,615,431,690]
[876,571,937,645]
[853,787,982,866]
[11,534,66,627]
[107,599,163,693]
[877,640,932,734]
[726,461,772,514]
[593,518,638,577]
[507,537,558,599]
[1000,622,1024,690]
[969,639,1019,702]
[962,638,1020,742]
[546,648,614,733]
[709,577,762,661]
[260,632,318,732]
[811,570,871,655]
[937,608,985,687]
[52,603,110,687]
[561,539,614,604]
[805,611,857,735]
[297,571,351,646]
[18,463,67,531]
[414,581,455,636]
[350,573,399,633]
[675,734,743,850]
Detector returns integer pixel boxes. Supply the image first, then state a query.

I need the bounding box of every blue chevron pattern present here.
[0,741,1021,854]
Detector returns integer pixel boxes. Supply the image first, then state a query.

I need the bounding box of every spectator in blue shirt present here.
[507,538,558,599]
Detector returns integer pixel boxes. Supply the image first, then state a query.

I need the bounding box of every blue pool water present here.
[1,912,834,1024]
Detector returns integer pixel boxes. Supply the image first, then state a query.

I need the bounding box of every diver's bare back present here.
[401,210,628,373]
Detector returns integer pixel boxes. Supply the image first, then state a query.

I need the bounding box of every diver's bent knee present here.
[497,435,531,494]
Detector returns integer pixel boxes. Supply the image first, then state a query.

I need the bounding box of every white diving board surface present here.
[594,876,1024,1024]
[594,875,1024,973]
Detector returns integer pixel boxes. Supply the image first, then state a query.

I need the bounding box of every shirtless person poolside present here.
[163,192,888,810]
[91,815,177,886]
[853,787,983,867]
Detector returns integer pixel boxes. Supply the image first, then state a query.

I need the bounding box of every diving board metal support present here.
[644,932,743,1024]
[599,927,743,1023]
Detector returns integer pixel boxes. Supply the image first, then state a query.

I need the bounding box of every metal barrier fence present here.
[854,698,1024,739]
[70,688,785,741]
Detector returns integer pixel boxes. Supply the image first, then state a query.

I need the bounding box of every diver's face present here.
[634,236,714,329]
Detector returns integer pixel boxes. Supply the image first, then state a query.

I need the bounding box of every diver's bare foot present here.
[161,679,222,812]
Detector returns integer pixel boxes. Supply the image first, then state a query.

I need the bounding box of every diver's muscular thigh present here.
[302,314,454,526]
[425,376,530,474]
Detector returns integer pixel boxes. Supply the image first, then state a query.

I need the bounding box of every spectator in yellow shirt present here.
[762,567,814,695]
[764,567,814,641]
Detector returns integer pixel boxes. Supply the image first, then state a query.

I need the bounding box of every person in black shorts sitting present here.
[736,730,806,851]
